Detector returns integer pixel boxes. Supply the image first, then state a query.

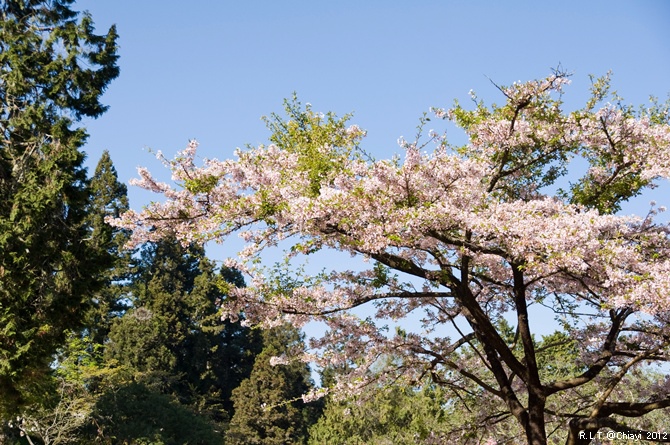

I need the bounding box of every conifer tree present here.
[226,325,317,445]
[83,150,132,346]
[0,0,119,414]
[180,266,262,423]
[105,240,202,385]
[105,240,261,428]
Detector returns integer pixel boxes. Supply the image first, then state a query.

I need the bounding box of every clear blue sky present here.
[73,0,670,341]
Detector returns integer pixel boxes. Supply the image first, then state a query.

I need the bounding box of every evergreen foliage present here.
[94,382,224,445]
[105,239,261,430]
[226,325,318,445]
[0,0,119,413]
[83,150,132,346]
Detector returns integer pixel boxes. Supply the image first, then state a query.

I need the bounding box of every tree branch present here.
[600,398,670,417]
[546,309,631,394]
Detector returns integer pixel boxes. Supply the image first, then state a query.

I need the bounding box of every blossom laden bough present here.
[114,74,670,445]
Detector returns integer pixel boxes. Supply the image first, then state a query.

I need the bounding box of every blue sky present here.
[72,0,670,341]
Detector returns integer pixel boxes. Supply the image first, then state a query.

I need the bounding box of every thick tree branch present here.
[512,262,547,445]
[546,309,631,394]
[600,398,670,417]
[590,349,660,417]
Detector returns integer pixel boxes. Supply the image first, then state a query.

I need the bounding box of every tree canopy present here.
[105,239,262,426]
[116,71,670,445]
[226,325,317,445]
[0,0,119,413]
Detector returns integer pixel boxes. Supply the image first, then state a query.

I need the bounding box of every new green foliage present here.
[263,94,362,197]
[308,384,450,445]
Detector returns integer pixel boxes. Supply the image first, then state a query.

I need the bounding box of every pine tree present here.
[178,265,262,424]
[83,150,131,346]
[105,240,209,389]
[105,240,261,428]
[0,0,119,414]
[226,325,317,445]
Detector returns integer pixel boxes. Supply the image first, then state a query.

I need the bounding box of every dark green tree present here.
[94,382,224,445]
[180,266,263,423]
[0,0,119,414]
[226,324,318,445]
[105,240,261,430]
[83,150,132,347]
[104,240,201,387]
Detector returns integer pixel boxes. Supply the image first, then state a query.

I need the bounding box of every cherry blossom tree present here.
[114,72,670,445]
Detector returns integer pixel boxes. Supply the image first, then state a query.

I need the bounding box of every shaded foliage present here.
[94,382,224,445]
[226,325,319,445]
[106,239,262,429]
